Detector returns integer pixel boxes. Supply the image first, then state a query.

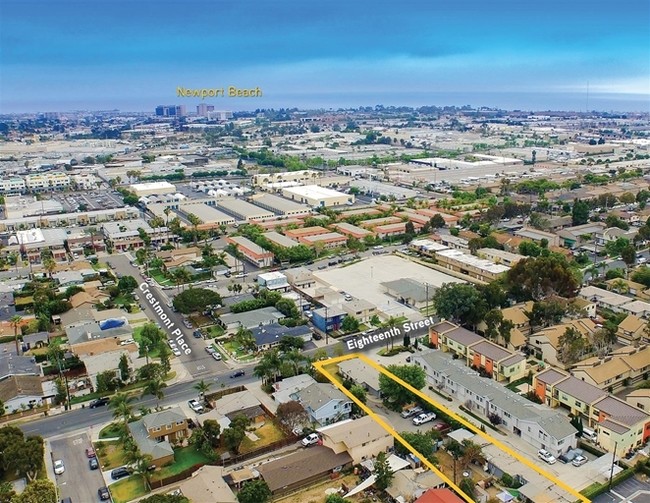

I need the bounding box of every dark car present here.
[312,333,323,340]
[110,467,130,480]
[88,397,110,409]
[98,487,110,500]
[193,330,203,339]
[230,370,245,378]
[89,457,99,470]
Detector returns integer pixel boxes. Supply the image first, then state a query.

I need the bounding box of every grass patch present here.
[223,340,256,361]
[99,422,124,439]
[114,294,135,306]
[149,268,173,286]
[95,440,128,470]
[212,344,228,362]
[109,476,148,503]
[151,446,212,482]
[189,314,212,327]
[132,326,160,358]
[206,325,225,339]
[506,375,533,392]
[240,422,286,454]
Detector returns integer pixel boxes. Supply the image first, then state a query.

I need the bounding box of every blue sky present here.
[1,0,649,112]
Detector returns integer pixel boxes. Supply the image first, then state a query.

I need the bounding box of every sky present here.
[1,0,649,113]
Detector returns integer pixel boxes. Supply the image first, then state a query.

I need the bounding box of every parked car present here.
[312,333,323,340]
[111,467,131,480]
[538,449,557,465]
[98,486,110,500]
[205,346,216,354]
[188,399,204,414]
[301,433,320,447]
[193,330,203,339]
[89,397,110,408]
[89,457,99,470]
[412,412,436,425]
[558,448,583,464]
[230,370,245,378]
[53,459,65,475]
[401,406,423,418]
[572,455,588,467]
[85,447,96,458]
[212,352,222,361]
[172,347,182,357]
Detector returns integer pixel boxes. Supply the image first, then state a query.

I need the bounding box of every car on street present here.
[172,347,182,357]
[188,399,204,413]
[412,412,436,425]
[111,467,131,480]
[53,459,65,475]
[212,352,222,361]
[89,397,110,408]
[183,319,193,329]
[230,370,245,378]
[572,455,588,467]
[302,433,320,447]
[205,346,216,354]
[85,447,96,458]
[344,294,353,301]
[89,457,99,470]
[538,449,557,465]
[98,486,110,500]
[193,330,203,339]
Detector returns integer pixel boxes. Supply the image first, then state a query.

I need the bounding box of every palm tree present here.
[194,379,212,404]
[9,315,23,356]
[171,267,191,291]
[43,257,56,278]
[254,350,282,386]
[235,327,257,353]
[386,316,398,351]
[187,213,201,247]
[109,392,135,433]
[142,378,167,410]
[284,350,308,375]
[163,207,172,246]
[128,451,154,492]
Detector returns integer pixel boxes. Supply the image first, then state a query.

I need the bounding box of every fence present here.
[149,463,205,490]
[205,385,245,403]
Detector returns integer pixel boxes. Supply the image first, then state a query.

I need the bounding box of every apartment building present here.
[435,248,510,282]
[534,369,650,454]
[6,228,68,263]
[25,172,71,191]
[331,222,373,240]
[226,236,274,268]
[299,232,348,249]
[102,219,168,252]
[616,315,649,345]
[0,178,26,194]
[414,351,577,457]
[571,345,650,392]
[476,248,526,267]
[529,318,598,369]
[262,231,300,249]
[374,222,423,239]
[579,286,650,319]
[284,226,330,241]
[358,216,402,229]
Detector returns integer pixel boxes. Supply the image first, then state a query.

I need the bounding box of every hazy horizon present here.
[2,0,649,115]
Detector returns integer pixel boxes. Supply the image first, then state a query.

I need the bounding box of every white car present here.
[538,449,557,465]
[172,347,182,357]
[301,433,319,447]
[54,459,65,475]
[212,352,222,361]
[412,412,436,425]
[187,399,204,413]
[572,455,588,467]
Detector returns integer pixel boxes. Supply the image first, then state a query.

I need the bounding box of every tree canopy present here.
[504,255,579,301]
[172,288,222,314]
[432,283,487,327]
[237,480,271,503]
[378,364,426,408]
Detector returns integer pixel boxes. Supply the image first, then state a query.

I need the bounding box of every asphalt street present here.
[50,432,104,503]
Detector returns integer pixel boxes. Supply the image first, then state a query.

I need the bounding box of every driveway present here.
[50,433,106,503]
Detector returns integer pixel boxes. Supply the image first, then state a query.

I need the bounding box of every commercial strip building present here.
[102,219,168,252]
[414,350,577,457]
[435,248,511,282]
[0,206,140,232]
[225,236,274,268]
[252,170,320,188]
[129,181,177,197]
[216,198,275,222]
[534,368,650,454]
[282,185,354,208]
[249,193,312,217]
[146,200,236,229]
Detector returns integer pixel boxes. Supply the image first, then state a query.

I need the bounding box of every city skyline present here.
[2,0,649,113]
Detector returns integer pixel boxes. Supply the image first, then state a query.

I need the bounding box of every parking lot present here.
[50,432,106,503]
[592,476,650,503]
[52,190,124,212]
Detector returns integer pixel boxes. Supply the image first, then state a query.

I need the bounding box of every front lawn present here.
[149,268,173,286]
[223,340,256,361]
[151,446,212,481]
[133,326,161,358]
[239,422,286,454]
[109,476,148,503]
[99,422,124,439]
[206,325,225,339]
[95,440,129,470]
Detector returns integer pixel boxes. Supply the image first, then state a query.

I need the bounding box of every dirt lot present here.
[275,474,366,503]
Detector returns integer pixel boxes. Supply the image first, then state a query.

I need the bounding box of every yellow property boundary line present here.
[313,353,590,503]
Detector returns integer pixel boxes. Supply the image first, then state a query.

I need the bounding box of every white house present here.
[291,383,352,426]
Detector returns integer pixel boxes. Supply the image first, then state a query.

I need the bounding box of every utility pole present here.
[56,354,72,411]
[325,306,329,345]
[425,282,429,317]
[608,441,618,490]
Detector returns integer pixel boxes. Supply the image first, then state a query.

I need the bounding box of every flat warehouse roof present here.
[183,204,235,223]
[284,185,348,198]
[252,193,310,212]
[217,198,275,218]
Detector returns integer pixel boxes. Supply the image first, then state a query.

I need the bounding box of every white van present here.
[582,428,597,442]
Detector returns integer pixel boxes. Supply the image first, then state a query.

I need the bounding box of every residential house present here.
[387,470,447,503]
[257,445,353,496]
[128,407,189,466]
[626,389,650,412]
[617,315,649,345]
[338,359,381,397]
[291,382,353,426]
[21,331,49,352]
[414,351,577,457]
[594,227,638,248]
[429,321,482,357]
[272,374,316,404]
[284,267,316,289]
[317,415,393,464]
[529,318,598,369]
[250,323,312,351]
[514,227,560,247]
[172,465,237,503]
[102,219,168,252]
[311,306,346,333]
[556,222,606,249]
[533,369,650,454]
[415,488,466,503]
[69,290,110,309]
[71,338,141,388]
[65,320,132,346]
[0,346,41,380]
[0,375,44,413]
[341,298,377,324]
[605,278,647,297]
[219,306,285,332]
[212,390,266,424]
[256,272,290,291]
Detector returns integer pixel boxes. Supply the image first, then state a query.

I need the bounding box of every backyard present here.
[110,476,148,503]
[151,445,212,482]
[275,473,359,503]
[239,421,286,454]
[94,440,129,470]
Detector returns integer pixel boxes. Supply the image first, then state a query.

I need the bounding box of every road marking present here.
[196,365,206,371]
[313,353,591,503]
[72,438,83,446]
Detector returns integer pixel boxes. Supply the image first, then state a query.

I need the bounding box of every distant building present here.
[282,185,353,208]
[155,105,186,117]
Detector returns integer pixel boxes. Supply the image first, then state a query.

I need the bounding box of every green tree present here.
[527,299,566,328]
[373,451,394,491]
[118,353,131,383]
[13,479,56,503]
[557,327,587,365]
[571,199,590,226]
[157,339,173,374]
[459,478,476,501]
[432,283,487,327]
[139,494,189,503]
[378,364,426,408]
[9,315,23,356]
[118,275,138,293]
[621,244,637,271]
[505,255,579,301]
[109,392,135,439]
[237,480,271,503]
[429,214,446,229]
[172,288,222,314]
[10,435,44,482]
[141,377,167,409]
[276,400,309,431]
[341,315,360,333]
[395,430,439,465]
[0,481,15,503]
[193,379,212,401]
[325,495,352,503]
